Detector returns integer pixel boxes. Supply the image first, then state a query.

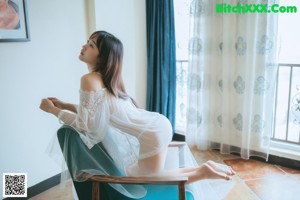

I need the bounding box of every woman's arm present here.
[63,102,78,113]
[40,72,108,148]
[40,73,104,118]
[48,97,78,113]
[39,98,61,117]
[39,98,78,127]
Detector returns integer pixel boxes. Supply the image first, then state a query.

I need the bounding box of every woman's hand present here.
[48,97,66,110]
[40,98,60,116]
[40,98,55,113]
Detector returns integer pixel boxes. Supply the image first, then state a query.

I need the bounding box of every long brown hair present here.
[90,31,127,98]
[90,31,138,106]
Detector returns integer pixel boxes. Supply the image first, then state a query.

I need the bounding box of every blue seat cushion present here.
[140,185,194,200]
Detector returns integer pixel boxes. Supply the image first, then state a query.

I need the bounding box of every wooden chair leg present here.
[178,182,186,200]
[92,182,100,200]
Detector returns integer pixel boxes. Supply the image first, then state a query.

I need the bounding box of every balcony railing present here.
[175,61,300,146]
[273,64,300,145]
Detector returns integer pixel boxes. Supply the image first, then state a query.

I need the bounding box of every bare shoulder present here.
[80,72,105,92]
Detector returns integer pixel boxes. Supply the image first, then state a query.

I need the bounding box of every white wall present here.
[0,0,147,193]
[0,0,87,191]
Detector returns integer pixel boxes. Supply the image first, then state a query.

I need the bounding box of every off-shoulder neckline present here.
[79,88,107,94]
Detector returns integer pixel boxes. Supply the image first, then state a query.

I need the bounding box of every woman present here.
[40,30,235,192]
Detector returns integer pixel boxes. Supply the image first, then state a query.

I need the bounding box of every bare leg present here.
[126,148,168,177]
[153,163,232,184]
[126,149,234,184]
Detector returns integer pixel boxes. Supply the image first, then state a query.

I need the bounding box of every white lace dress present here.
[58,88,173,175]
[51,88,220,199]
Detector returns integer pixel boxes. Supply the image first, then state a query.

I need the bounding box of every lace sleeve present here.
[58,89,110,148]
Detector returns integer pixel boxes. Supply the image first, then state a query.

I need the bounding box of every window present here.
[272,0,300,148]
[277,0,300,64]
[174,0,300,150]
[174,0,191,134]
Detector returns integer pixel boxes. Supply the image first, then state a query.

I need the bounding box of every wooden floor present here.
[30,149,300,200]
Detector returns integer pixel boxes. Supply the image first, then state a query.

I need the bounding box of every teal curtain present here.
[146,0,176,130]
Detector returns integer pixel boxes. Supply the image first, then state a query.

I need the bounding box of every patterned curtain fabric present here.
[186,0,279,160]
[146,0,177,130]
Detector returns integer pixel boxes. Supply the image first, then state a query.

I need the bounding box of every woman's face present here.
[79,37,99,67]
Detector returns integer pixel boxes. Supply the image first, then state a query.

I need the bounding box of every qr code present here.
[3,173,27,198]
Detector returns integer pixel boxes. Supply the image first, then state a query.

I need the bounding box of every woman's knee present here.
[139,151,167,174]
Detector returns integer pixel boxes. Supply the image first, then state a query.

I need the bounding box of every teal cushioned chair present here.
[57,125,194,200]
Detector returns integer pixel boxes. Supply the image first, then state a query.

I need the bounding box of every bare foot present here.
[195,163,232,181]
[206,160,236,175]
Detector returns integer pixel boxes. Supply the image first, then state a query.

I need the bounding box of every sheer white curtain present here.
[186,0,279,160]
